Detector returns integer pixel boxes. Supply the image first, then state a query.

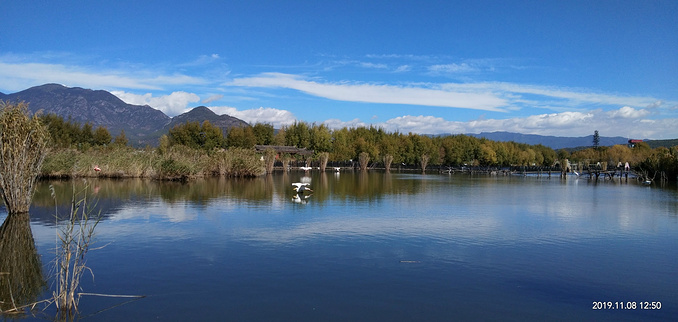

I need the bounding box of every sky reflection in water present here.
[3,173,677,321]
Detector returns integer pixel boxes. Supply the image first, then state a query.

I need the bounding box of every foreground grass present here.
[40,146,266,180]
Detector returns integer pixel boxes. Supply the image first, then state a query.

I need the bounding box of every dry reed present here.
[318,152,329,172]
[0,101,49,213]
[359,152,370,171]
[264,148,276,174]
[52,183,101,318]
[383,154,394,172]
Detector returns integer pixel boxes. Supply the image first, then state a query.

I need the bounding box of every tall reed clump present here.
[52,183,100,318]
[359,152,370,171]
[210,148,265,177]
[421,154,430,173]
[264,148,277,174]
[0,101,49,214]
[318,152,329,172]
[383,154,394,172]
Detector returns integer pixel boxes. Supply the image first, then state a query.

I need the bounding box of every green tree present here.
[93,126,112,146]
[310,123,332,153]
[285,122,311,148]
[478,143,497,165]
[199,121,226,150]
[168,121,225,150]
[113,129,128,147]
[330,127,354,161]
[252,122,274,145]
[593,130,600,149]
[79,123,94,147]
[226,126,256,149]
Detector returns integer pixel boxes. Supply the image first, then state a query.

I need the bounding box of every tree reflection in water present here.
[0,212,46,316]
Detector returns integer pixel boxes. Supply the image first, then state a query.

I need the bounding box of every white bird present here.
[292,182,313,193]
[300,166,312,172]
[334,167,341,172]
[292,194,311,204]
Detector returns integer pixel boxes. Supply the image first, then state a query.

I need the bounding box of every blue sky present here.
[1,0,677,139]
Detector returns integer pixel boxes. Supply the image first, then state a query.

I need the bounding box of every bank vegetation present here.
[0,101,673,182]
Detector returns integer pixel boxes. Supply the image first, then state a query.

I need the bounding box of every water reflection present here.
[25,173,678,227]
[0,213,45,315]
[5,173,677,320]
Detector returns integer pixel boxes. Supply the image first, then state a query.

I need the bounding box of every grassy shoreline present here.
[40,146,266,181]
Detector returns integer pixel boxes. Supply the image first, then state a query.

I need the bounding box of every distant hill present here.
[467,131,630,150]
[0,84,250,146]
[163,106,249,136]
[1,84,170,145]
[645,139,678,149]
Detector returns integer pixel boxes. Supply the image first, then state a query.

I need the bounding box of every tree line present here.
[38,113,128,149]
[34,113,678,180]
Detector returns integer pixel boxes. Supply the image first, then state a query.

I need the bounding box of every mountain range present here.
[0,84,658,149]
[0,84,248,146]
[467,131,630,150]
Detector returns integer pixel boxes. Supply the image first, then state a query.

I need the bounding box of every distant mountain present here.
[2,84,170,145]
[1,84,250,146]
[468,131,631,150]
[163,106,249,135]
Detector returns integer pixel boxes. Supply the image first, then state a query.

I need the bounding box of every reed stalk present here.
[51,183,100,318]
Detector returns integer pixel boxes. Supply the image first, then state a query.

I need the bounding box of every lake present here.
[2,172,677,321]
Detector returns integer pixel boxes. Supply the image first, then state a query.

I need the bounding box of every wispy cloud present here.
[394,65,411,73]
[359,62,388,69]
[0,61,207,92]
[428,63,478,74]
[443,82,659,108]
[202,94,224,104]
[229,73,508,112]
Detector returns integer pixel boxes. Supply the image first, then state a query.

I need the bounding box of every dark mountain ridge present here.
[0,84,249,146]
[1,84,170,145]
[467,131,631,150]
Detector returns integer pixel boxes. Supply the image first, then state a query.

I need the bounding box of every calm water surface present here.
[2,172,677,321]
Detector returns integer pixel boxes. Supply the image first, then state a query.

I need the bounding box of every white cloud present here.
[111,91,200,116]
[230,73,507,112]
[209,106,297,128]
[607,106,650,119]
[384,115,465,134]
[321,118,367,129]
[321,110,677,139]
